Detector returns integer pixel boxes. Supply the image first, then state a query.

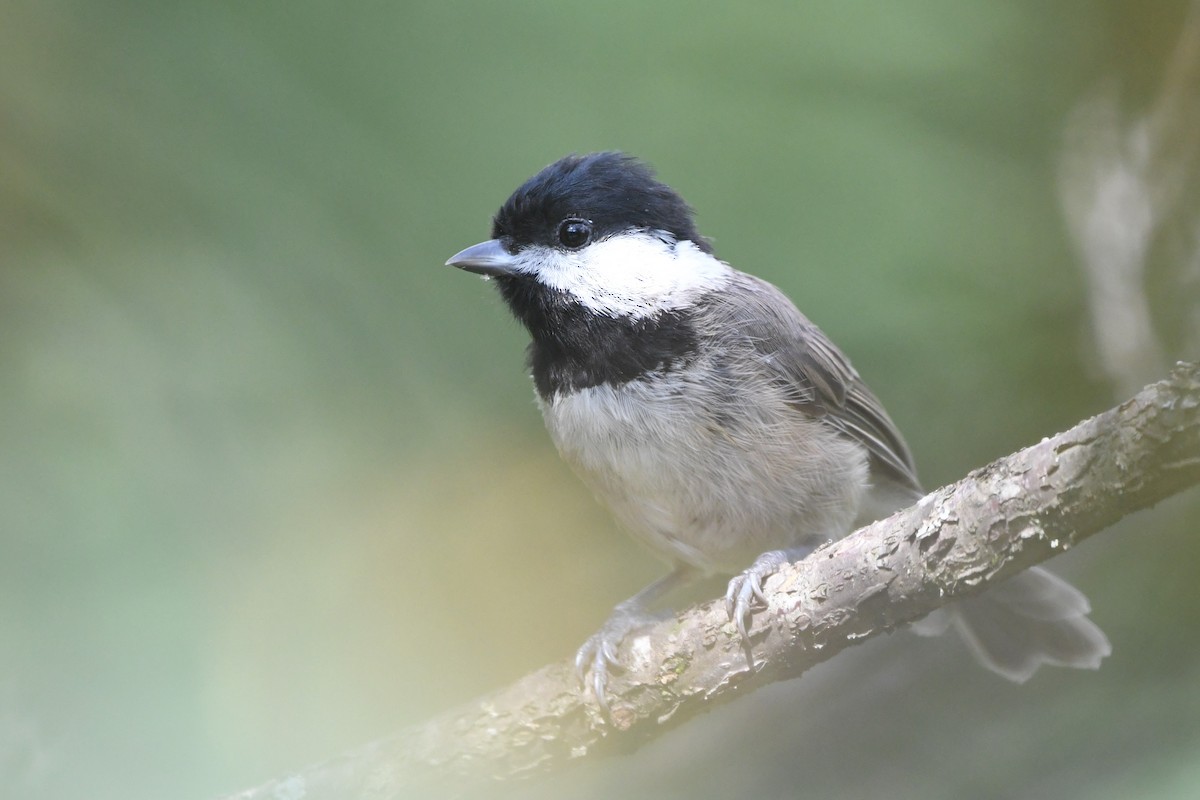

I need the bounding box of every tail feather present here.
[917,567,1111,683]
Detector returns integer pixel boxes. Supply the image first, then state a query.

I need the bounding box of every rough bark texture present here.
[223,363,1200,800]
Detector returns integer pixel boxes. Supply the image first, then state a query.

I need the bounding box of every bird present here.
[445,151,1111,710]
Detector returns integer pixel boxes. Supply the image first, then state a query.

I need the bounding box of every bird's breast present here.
[538,372,870,573]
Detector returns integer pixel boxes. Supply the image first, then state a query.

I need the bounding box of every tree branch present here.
[222,362,1200,800]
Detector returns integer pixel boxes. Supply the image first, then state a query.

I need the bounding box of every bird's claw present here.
[575,631,622,714]
[574,607,653,714]
[725,569,770,641]
[724,549,799,644]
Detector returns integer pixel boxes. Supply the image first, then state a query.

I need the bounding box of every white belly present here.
[539,378,869,574]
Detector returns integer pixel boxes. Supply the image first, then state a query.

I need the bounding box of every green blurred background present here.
[3,1,1199,798]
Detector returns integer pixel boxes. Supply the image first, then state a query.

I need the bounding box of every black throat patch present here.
[496,276,699,400]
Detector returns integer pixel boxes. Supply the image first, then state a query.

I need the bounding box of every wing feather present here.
[709,273,922,493]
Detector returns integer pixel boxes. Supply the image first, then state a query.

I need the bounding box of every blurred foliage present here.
[2,1,1198,799]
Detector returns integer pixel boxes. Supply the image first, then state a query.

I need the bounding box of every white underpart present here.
[514,231,732,318]
[540,376,869,573]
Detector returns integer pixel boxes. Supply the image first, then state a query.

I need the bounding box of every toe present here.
[733,577,758,640]
[590,657,611,714]
[575,628,626,711]
[574,642,593,684]
[724,578,741,620]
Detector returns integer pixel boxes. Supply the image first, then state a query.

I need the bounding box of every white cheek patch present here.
[515,232,732,318]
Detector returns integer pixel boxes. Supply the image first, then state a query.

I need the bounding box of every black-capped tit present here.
[447,152,1110,710]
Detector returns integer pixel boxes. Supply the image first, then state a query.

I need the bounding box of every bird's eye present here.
[557,218,593,249]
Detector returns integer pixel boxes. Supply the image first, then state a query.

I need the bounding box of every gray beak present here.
[445,239,520,277]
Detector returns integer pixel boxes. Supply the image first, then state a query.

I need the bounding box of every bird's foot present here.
[575,605,657,714]
[725,548,811,642]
